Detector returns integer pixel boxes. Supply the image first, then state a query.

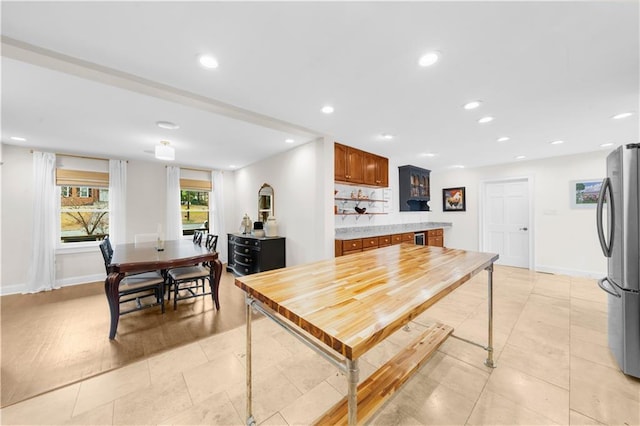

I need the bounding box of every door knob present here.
[519,227,528,231]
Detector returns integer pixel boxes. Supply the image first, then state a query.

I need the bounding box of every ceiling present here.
[1,1,638,171]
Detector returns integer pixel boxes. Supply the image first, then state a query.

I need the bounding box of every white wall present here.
[231,137,334,267]
[428,150,609,277]
[1,144,33,292]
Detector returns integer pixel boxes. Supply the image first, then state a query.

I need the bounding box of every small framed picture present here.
[570,179,603,209]
[443,187,466,212]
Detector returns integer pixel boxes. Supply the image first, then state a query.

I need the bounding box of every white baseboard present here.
[56,273,104,287]
[0,273,105,296]
[0,282,26,296]
[535,265,605,279]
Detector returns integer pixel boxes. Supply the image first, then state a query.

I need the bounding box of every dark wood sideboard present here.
[227,233,286,276]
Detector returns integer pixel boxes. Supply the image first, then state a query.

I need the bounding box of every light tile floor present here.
[2,266,639,425]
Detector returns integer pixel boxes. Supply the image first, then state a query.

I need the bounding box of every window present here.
[56,167,109,244]
[181,190,209,235]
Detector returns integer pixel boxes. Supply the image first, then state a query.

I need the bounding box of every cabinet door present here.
[347,148,365,183]
[334,143,348,182]
[376,155,389,187]
[363,153,377,186]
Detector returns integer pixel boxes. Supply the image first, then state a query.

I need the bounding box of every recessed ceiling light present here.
[418,51,440,67]
[420,152,437,157]
[381,133,394,140]
[229,165,237,169]
[612,112,633,120]
[550,140,564,145]
[321,105,334,114]
[463,101,482,110]
[515,155,526,160]
[497,137,510,142]
[156,121,179,130]
[10,136,27,142]
[451,165,465,169]
[478,116,494,124]
[600,142,614,148]
[198,54,219,69]
[285,138,295,144]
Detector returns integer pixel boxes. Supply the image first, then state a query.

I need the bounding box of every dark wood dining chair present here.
[166,236,217,310]
[99,239,165,315]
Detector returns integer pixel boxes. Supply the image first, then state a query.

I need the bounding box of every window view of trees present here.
[181,190,209,235]
[60,186,109,242]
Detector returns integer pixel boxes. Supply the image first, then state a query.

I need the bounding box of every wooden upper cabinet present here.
[347,148,365,184]
[335,143,348,181]
[376,155,389,187]
[336,143,388,188]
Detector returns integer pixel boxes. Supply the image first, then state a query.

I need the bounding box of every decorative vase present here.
[265,216,278,237]
[240,214,252,234]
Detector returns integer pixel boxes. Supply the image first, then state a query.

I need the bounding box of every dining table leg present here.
[105,272,125,340]
[212,258,222,310]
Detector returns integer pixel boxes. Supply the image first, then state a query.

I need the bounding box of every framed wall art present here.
[570,179,603,209]
[443,187,466,212]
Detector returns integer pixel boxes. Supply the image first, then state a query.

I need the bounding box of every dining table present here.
[105,239,222,339]
[235,243,499,425]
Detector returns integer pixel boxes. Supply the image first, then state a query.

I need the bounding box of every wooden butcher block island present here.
[236,243,499,425]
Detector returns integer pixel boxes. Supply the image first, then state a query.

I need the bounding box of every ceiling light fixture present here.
[198,54,219,69]
[229,165,237,169]
[497,137,510,142]
[285,138,295,144]
[600,142,614,148]
[463,101,482,110]
[321,105,334,114]
[9,136,27,142]
[155,141,175,161]
[451,165,465,169]
[381,133,394,140]
[515,155,526,160]
[156,121,179,130]
[612,112,633,120]
[420,152,437,157]
[418,51,440,67]
[478,116,494,124]
[550,140,564,145]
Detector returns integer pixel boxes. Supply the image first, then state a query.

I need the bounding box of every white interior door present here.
[483,179,531,268]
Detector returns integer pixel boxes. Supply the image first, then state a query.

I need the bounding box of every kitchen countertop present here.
[335,222,452,240]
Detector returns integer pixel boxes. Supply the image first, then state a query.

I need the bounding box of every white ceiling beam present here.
[1,36,321,140]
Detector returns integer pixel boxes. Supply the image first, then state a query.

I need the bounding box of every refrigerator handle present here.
[596,177,614,257]
[598,277,621,298]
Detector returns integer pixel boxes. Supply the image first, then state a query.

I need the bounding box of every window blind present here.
[56,169,109,187]
[180,178,212,191]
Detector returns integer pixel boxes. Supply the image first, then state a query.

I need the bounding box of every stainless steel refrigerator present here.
[596,143,640,378]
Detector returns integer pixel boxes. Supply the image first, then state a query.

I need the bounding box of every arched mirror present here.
[258,183,274,223]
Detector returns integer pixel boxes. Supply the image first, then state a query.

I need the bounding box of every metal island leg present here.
[346,358,359,425]
[245,297,255,426]
[484,264,496,368]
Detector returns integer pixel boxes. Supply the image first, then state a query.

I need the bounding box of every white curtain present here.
[211,170,227,262]
[25,151,58,293]
[166,166,182,240]
[108,160,127,244]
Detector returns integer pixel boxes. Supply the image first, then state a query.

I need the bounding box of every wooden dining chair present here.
[99,239,166,315]
[166,237,217,310]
